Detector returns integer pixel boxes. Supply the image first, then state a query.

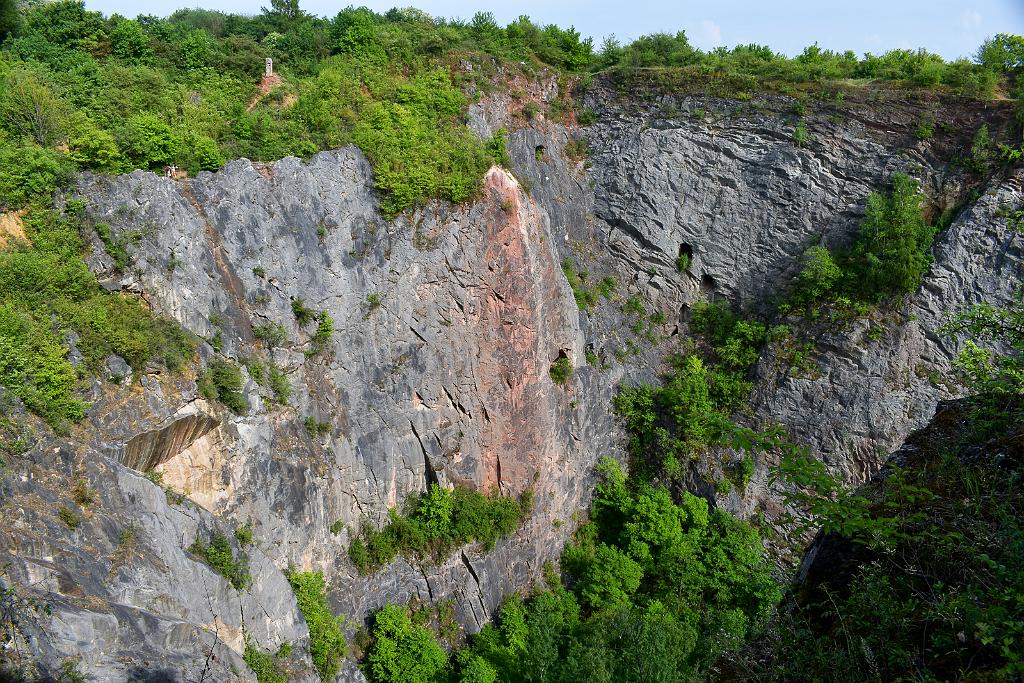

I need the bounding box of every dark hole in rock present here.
[700,273,717,298]
[677,243,694,271]
[121,414,219,472]
[535,145,546,162]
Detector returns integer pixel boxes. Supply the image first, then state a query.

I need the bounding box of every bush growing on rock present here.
[286,570,347,682]
[848,173,936,299]
[367,604,448,683]
[198,358,247,414]
[189,531,250,590]
[349,484,531,574]
[549,356,573,385]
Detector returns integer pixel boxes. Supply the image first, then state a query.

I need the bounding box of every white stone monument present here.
[265,58,273,77]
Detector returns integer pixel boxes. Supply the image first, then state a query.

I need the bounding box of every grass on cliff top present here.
[1,4,1021,219]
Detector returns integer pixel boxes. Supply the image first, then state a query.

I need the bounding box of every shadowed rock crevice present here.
[121,414,219,472]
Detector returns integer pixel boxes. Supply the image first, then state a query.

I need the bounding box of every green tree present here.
[0,144,72,208]
[367,604,448,683]
[177,29,213,70]
[66,114,123,172]
[110,18,153,64]
[795,245,843,304]
[1,68,68,147]
[118,114,177,169]
[849,173,936,298]
[263,0,305,30]
[572,543,643,610]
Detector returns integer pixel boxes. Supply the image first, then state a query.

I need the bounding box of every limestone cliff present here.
[1,76,1021,681]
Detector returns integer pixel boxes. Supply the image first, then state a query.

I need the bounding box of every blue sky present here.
[83,0,1024,61]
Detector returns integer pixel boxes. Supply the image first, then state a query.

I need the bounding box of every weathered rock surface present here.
[1,78,1020,681]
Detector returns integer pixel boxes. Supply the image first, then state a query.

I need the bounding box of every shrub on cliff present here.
[198,358,248,414]
[0,204,196,427]
[189,531,251,590]
[848,173,936,299]
[286,570,347,682]
[367,604,448,683]
[349,484,531,574]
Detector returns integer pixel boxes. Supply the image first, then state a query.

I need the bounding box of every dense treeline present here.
[361,459,779,683]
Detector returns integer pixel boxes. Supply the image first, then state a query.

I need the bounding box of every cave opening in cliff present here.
[701,273,718,298]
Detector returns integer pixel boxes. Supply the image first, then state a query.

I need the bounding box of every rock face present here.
[1,77,1021,681]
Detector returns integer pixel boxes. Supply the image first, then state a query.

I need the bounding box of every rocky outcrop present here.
[570,84,1021,546]
[0,76,1020,681]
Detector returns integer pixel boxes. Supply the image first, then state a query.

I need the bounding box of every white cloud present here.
[696,19,724,48]
[959,9,983,29]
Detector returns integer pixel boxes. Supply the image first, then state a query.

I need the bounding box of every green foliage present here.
[449,459,779,683]
[942,297,1024,436]
[0,205,194,426]
[119,114,178,170]
[189,531,250,590]
[308,310,333,356]
[789,245,843,309]
[244,645,286,683]
[0,67,68,147]
[0,144,72,208]
[110,19,152,65]
[914,115,935,140]
[198,358,247,414]
[267,364,290,404]
[783,174,937,315]
[92,221,129,272]
[0,302,85,425]
[287,570,347,681]
[291,297,315,326]
[675,251,690,272]
[763,403,1024,681]
[975,33,1024,72]
[966,123,995,172]
[304,416,331,438]
[57,505,80,529]
[561,256,610,309]
[349,484,531,574]
[848,173,936,299]
[66,115,122,172]
[549,356,573,385]
[234,523,253,546]
[0,0,20,44]
[367,604,448,683]
[613,302,769,482]
[253,321,287,347]
[792,120,809,147]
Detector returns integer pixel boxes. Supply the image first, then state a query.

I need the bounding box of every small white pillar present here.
[265,58,273,77]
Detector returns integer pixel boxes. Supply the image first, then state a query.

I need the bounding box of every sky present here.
[81,0,1024,61]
